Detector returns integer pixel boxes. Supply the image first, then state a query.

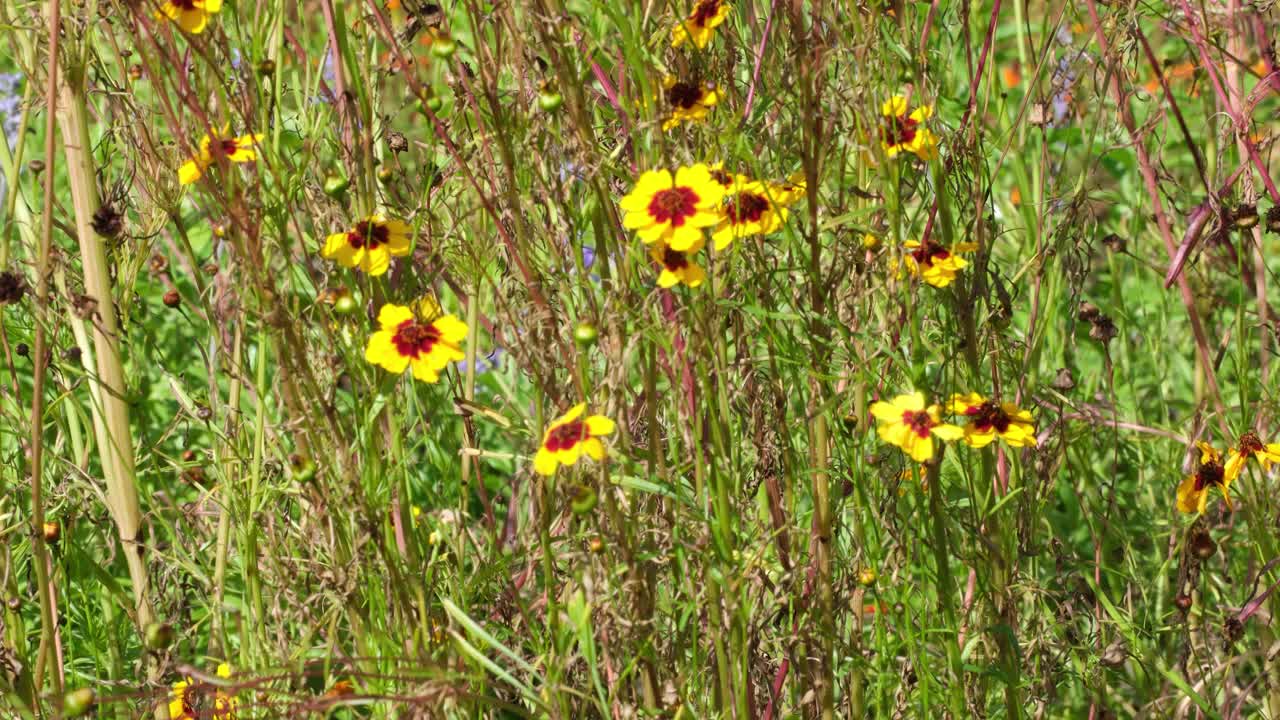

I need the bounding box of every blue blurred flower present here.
[457,347,504,374]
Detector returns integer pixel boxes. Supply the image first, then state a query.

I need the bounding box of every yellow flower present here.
[364,300,467,383]
[862,233,880,249]
[901,239,978,288]
[1225,431,1280,481]
[619,164,726,251]
[534,403,615,476]
[869,392,963,462]
[773,171,808,205]
[1177,442,1232,514]
[649,238,707,288]
[711,179,792,250]
[158,0,222,34]
[168,663,236,720]
[947,392,1037,448]
[662,76,719,131]
[178,125,262,185]
[671,0,732,49]
[880,95,938,161]
[322,215,413,276]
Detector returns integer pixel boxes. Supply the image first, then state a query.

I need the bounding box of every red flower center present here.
[647,186,700,226]
[173,0,198,9]
[910,241,950,269]
[661,247,689,271]
[545,420,587,452]
[724,191,770,224]
[392,320,440,358]
[667,82,703,110]
[965,401,1012,434]
[1195,461,1225,491]
[902,410,934,439]
[348,221,391,250]
[217,138,240,157]
[690,0,722,26]
[1239,431,1265,455]
[881,112,919,147]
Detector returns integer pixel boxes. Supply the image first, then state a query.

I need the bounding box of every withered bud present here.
[42,521,60,544]
[195,405,213,421]
[0,271,27,305]
[162,290,181,308]
[387,131,408,153]
[28,159,45,174]
[181,449,197,462]
[1233,204,1259,230]
[148,254,169,274]
[1175,593,1193,612]
[62,346,82,363]
[1224,616,1244,645]
[1266,206,1280,234]
[91,203,124,239]
[1051,367,1076,391]
[1099,639,1127,667]
[1089,314,1118,344]
[1189,528,1217,560]
[129,65,144,81]
[1101,233,1126,253]
[1077,302,1100,322]
[16,343,29,357]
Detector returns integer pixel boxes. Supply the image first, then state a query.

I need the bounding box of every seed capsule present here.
[62,688,96,717]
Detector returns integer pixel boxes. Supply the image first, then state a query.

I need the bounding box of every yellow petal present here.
[409,357,442,383]
[551,402,586,428]
[534,448,559,476]
[433,314,468,344]
[360,246,391,276]
[585,415,615,436]
[931,423,964,442]
[1175,475,1202,514]
[377,303,414,331]
[365,331,409,373]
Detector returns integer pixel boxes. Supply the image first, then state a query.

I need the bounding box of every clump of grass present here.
[2,0,1280,718]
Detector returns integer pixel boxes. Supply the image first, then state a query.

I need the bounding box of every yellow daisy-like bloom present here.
[671,0,732,49]
[157,0,222,34]
[711,179,792,250]
[168,663,236,719]
[178,125,262,185]
[862,233,880,249]
[533,403,616,476]
[773,171,808,205]
[880,95,939,161]
[322,215,413,276]
[662,76,719,131]
[1176,442,1232,514]
[1224,431,1280,481]
[947,392,1037,448]
[364,299,467,383]
[649,237,707,288]
[901,239,978,288]
[619,164,726,251]
[869,392,964,463]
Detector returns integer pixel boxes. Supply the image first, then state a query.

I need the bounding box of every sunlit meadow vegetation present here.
[2,0,1280,717]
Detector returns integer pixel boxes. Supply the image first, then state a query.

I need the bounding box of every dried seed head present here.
[1175,593,1193,612]
[1189,527,1217,560]
[1224,616,1244,646]
[28,159,45,174]
[195,405,213,421]
[1233,204,1259,230]
[387,131,408,153]
[1051,367,1076,391]
[16,343,29,357]
[62,346,82,363]
[1101,233,1126,252]
[1266,206,1280,234]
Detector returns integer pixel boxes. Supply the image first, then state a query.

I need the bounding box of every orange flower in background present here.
[619,164,726,251]
[671,0,732,49]
[364,299,467,383]
[712,179,792,250]
[870,392,963,463]
[1176,442,1232,514]
[322,215,413,276]
[1224,431,1280,481]
[649,238,707,288]
[662,76,719,131]
[158,0,222,34]
[947,393,1037,448]
[534,404,615,476]
[178,125,262,185]
[901,239,978,288]
[879,95,938,160]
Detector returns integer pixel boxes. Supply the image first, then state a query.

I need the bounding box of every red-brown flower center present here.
[690,0,722,26]
[348,221,391,250]
[661,247,689,271]
[1239,431,1265,455]
[725,191,770,224]
[881,111,919,147]
[545,420,587,452]
[902,410,934,439]
[647,187,700,226]
[172,0,198,9]
[392,320,440,358]
[216,138,240,157]
[1195,461,1225,491]
[965,401,1012,434]
[910,241,950,268]
[667,82,703,110]
[709,168,734,187]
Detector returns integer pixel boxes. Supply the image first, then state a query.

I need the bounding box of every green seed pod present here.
[574,323,598,347]
[333,293,357,315]
[431,36,457,59]
[570,485,598,515]
[419,94,444,114]
[291,455,317,483]
[323,175,349,198]
[537,90,564,113]
[63,688,96,717]
[377,166,395,184]
[144,622,174,650]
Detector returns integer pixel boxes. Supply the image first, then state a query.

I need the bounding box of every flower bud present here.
[574,322,598,347]
[62,688,96,717]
